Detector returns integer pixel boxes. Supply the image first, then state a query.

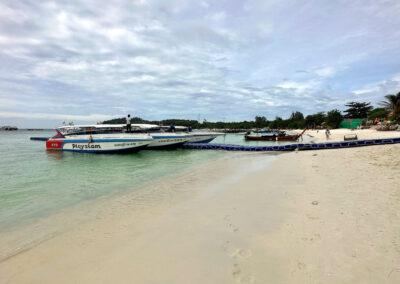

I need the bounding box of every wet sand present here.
[1,130,400,283]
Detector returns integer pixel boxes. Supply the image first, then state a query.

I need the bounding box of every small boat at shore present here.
[245,129,306,141]
[46,125,153,153]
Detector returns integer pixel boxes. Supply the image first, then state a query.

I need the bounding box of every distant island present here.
[0,126,18,131]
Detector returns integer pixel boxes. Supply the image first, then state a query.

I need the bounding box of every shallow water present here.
[0,130,296,231]
[0,130,226,230]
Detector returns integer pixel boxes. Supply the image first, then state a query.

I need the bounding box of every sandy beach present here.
[1,129,400,283]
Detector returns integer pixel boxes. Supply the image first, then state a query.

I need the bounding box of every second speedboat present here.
[161,126,225,143]
[132,124,193,149]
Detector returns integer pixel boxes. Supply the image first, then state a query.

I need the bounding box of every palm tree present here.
[379,92,400,119]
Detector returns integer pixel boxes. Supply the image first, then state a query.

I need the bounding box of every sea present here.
[0,130,293,231]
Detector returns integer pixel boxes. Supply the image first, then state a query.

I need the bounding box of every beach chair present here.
[344,134,358,141]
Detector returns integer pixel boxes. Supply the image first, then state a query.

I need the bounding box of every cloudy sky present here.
[1,0,400,128]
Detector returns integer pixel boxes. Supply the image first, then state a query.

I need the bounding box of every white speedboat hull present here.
[188,133,224,143]
[148,134,193,149]
[46,134,153,153]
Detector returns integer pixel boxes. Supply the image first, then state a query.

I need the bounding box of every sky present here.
[0,0,400,128]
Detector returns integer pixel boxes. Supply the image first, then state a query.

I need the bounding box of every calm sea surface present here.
[0,130,290,231]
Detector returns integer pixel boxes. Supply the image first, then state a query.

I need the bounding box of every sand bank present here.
[299,128,400,143]
[1,133,400,283]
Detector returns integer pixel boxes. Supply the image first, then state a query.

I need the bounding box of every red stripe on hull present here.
[46,139,63,150]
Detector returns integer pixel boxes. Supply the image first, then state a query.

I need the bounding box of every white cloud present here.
[210,12,227,21]
[352,73,400,97]
[276,80,320,91]
[200,1,209,8]
[0,0,399,127]
[0,111,116,122]
[315,66,336,77]
[0,97,24,107]
[122,75,156,83]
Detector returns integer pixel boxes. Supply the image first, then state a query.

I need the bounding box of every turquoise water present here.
[211,132,308,146]
[0,130,224,230]
[0,130,294,231]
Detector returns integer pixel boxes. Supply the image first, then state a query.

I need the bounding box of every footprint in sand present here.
[223,214,239,232]
[232,226,239,233]
[232,263,241,277]
[306,214,319,220]
[232,264,255,284]
[231,248,252,259]
[228,223,239,233]
[297,261,307,270]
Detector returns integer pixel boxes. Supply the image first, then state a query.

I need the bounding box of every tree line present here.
[103,91,400,129]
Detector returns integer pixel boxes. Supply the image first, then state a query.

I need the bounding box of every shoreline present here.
[0,151,278,262]
[299,128,400,143]
[1,133,400,283]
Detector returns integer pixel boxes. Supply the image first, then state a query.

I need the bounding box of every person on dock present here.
[126,114,131,133]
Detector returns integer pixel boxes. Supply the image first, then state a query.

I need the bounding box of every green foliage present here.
[103,111,319,130]
[104,116,147,124]
[254,116,268,128]
[305,112,326,128]
[103,94,400,130]
[379,92,400,119]
[368,108,388,120]
[287,111,305,129]
[290,111,304,121]
[325,109,343,128]
[343,102,373,118]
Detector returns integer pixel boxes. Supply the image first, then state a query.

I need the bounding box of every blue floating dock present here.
[184,137,400,152]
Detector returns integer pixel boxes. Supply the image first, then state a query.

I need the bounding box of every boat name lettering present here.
[158,139,182,142]
[114,142,137,147]
[72,144,101,150]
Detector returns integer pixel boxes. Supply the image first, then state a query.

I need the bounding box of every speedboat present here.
[132,124,193,149]
[46,125,153,153]
[162,126,225,143]
[188,131,225,143]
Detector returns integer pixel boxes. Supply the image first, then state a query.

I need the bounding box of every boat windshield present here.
[160,126,188,133]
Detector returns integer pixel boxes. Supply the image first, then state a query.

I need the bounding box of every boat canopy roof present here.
[57,124,124,129]
[131,124,161,130]
[57,124,130,135]
[56,123,164,134]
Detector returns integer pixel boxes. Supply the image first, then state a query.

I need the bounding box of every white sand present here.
[1,130,400,283]
[298,128,400,143]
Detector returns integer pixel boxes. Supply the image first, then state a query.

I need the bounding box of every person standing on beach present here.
[325,128,330,139]
[126,114,131,133]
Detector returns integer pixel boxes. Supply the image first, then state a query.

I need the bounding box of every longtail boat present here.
[245,129,306,141]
